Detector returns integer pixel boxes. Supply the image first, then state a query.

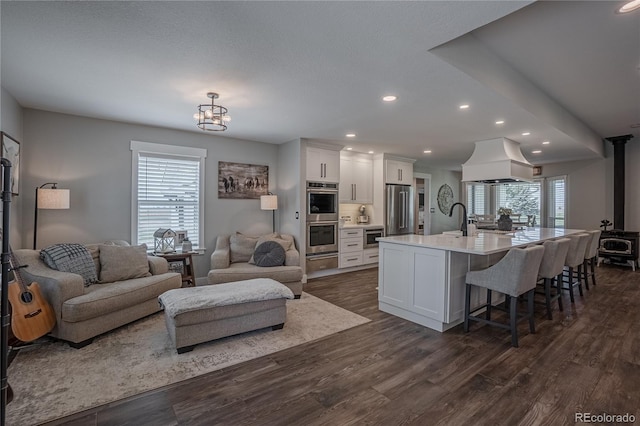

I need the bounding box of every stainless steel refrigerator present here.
[385,184,415,236]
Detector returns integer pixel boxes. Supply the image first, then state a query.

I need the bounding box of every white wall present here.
[277,139,303,243]
[535,157,609,231]
[414,165,461,235]
[22,109,280,279]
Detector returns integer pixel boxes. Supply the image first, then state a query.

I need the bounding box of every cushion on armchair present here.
[229,232,260,263]
[251,241,286,267]
[248,234,293,265]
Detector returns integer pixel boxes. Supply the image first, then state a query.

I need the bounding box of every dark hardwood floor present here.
[47,264,639,425]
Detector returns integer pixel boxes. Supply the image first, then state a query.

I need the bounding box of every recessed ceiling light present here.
[346,133,356,138]
[532,150,542,154]
[459,104,470,110]
[542,141,550,145]
[495,120,505,125]
[423,150,432,154]
[522,132,531,136]
[382,95,397,102]
[368,151,374,154]
[346,147,353,150]
[617,0,640,13]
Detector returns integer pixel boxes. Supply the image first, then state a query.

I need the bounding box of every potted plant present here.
[497,207,513,231]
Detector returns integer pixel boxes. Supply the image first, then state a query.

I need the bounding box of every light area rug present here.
[7,292,370,426]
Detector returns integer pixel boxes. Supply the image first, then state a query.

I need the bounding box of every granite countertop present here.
[377,228,585,255]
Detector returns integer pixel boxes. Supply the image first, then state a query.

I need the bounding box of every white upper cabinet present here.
[306,146,340,182]
[385,159,414,184]
[340,153,373,203]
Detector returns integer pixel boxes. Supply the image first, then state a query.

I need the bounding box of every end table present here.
[154,252,196,287]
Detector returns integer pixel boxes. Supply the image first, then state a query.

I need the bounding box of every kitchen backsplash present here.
[339,203,375,224]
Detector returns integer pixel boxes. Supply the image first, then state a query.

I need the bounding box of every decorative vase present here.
[497,214,513,231]
[181,238,193,253]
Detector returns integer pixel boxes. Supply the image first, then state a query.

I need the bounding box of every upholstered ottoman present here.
[158,278,295,353]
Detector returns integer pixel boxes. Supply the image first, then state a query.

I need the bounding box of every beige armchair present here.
[206,232,303,298]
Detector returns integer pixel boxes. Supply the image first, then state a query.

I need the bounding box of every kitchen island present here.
[377,228,584,332]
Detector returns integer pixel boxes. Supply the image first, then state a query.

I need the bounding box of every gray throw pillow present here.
[252,241,286,267]
[248,235,293,264]
[99,244,151,283]
[40,243,99,286]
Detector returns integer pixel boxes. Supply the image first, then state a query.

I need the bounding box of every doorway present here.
[414,173,431,235]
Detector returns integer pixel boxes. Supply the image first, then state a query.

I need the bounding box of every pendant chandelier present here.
[194,92,231,131]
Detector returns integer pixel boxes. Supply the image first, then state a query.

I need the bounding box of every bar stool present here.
[582,230,601,290]
[562,233,590,303]
[536,238,571,319]
[464,245,545,347]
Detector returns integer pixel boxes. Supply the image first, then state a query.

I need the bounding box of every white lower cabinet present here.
[338,228,380,268]
[378,244,446,321]
[340,252,363,268]
[340,236,362,253]
[378,241,492,332]
[339,228,363,268]
[363,248,379,264]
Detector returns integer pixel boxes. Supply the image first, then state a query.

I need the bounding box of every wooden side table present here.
[154,252,196,287]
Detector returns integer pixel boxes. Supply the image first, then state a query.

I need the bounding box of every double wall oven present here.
[306,182,339,255]
[306,182,339,272]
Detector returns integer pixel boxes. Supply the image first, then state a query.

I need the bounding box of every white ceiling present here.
[2,1,638,170]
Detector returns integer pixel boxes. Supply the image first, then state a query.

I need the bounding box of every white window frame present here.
[466,183,490,215]
[463,175,567,228]
[543,175,568,229]
[130,141,207,248]
[495,179,543,223]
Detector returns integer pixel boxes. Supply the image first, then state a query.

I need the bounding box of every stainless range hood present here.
[462,138,534,183]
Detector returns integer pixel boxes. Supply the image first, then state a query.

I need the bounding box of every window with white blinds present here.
[466,183,486,215]
[495,181,541,220]
[131,141,206,248]
[546,176,566,228]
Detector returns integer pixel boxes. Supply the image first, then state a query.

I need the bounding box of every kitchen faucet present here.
[448,202,468,236]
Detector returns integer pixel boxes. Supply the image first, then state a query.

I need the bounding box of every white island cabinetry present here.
[378,228,584,332]
[379,244,447,324]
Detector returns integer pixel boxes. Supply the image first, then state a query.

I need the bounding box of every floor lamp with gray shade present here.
[33,183,70,249]
[260,193,278,233]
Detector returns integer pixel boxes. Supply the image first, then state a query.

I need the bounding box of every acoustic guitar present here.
[7,248,56,342]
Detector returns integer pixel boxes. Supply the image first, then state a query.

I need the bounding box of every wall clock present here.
[437,184,454,215]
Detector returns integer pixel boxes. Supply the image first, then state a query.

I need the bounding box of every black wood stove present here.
[599,230,639,271]
[598,135,638,270]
